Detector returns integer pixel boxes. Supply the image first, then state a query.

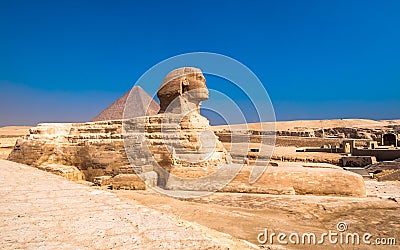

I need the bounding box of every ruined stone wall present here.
[352,148,400,162]
[8,121,129,181]
[8,113,229,184]
[215,126,399,146]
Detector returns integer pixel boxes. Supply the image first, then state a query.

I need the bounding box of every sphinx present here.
[8,67,366,197]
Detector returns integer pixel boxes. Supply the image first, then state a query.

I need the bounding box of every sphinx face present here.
[181,71,209,103]
[158,67,209,113]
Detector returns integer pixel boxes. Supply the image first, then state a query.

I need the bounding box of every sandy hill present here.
[213,119,400,131]
[0,126,31,136]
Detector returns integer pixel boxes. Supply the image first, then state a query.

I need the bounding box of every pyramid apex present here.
[91,86,159,122]
[132,85,144,90]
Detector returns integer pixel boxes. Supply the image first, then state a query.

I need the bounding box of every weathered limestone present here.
[365,160,400,181]
[123,67,229,186]
[7,112,228,188]
[222,166,366,197]
[8,121,129,182]
[37,164,84,181]
[340,156,377,167]
[0,126,30,159]
[164,163,366,197]
[7,67,367,197]
[108,172,158,190]
[123,112,229,185]
[376,169,400,181]
[112,174,147,190]
[93,175,112,186]
[157,67,208,114]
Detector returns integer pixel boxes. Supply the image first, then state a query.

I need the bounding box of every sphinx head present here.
[157,67,209,114]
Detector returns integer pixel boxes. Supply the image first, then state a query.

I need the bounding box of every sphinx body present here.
[124,67,229,187]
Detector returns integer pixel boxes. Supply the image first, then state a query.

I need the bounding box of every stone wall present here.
[8,112,229,186]
[340,156,377,167]
[352,148,400,161]
[8,121,129,181]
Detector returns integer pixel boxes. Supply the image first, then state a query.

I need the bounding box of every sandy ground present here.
[115,180,400,249]
[0,159,255,249]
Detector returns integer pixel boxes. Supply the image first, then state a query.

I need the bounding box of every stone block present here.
[340,156,377,167]
[111,174,146,190]
[93,176,112,186]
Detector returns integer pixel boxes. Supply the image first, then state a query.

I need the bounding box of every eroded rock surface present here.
[8,121,129,182]
[7,67,366,197]
[157,67,208,114]
[223,165,366,197]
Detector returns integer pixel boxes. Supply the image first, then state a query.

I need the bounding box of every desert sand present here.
[115,180,400,249]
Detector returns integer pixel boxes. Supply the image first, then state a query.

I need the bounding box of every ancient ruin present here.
[7,67,366,196]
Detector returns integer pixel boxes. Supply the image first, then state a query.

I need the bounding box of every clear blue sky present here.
[1,0,399,126]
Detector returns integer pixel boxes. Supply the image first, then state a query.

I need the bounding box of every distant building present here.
[382,133,398,147]
[343,133,400,161]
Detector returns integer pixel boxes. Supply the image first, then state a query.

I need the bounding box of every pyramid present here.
[91,86,160,122]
